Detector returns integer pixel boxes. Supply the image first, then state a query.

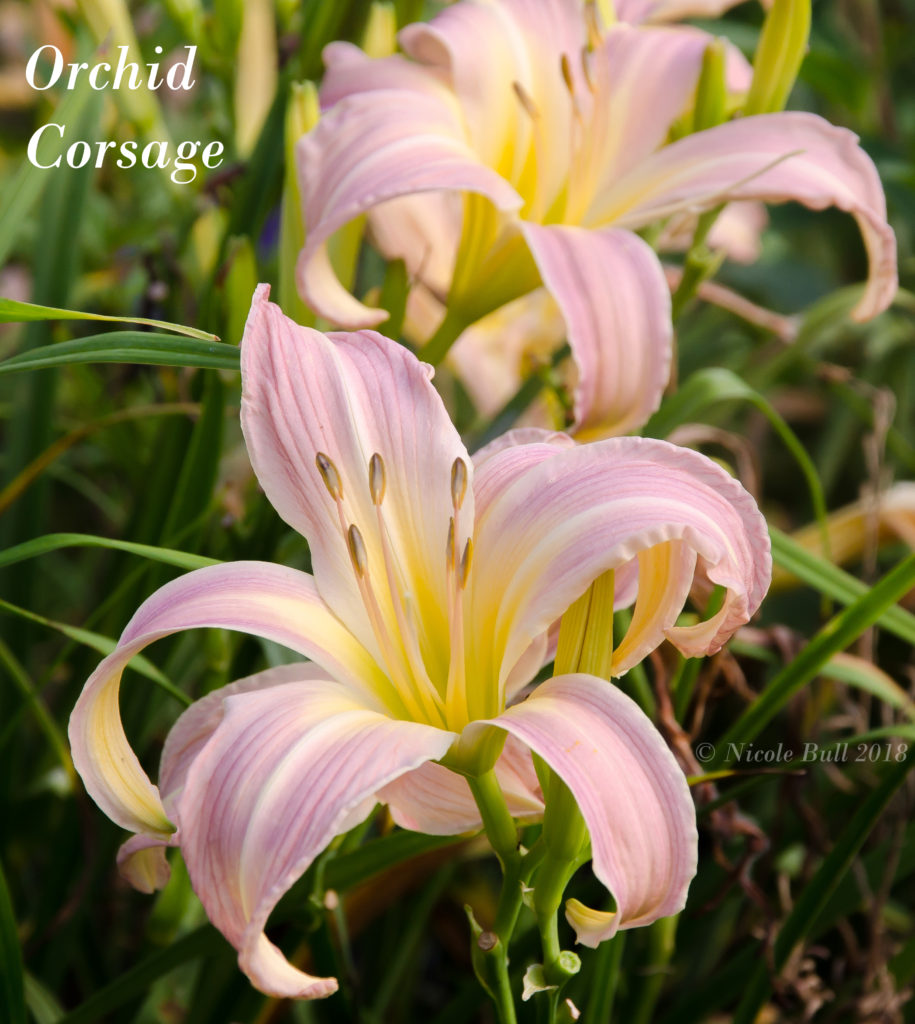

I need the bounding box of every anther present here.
[458,538,473,589]
[560,52,582,120]
[560,53,575,95]
[369,452,386,505]
[512,80,539,120]
[315,452,343,500]
[450,458,468,510]
[346,523,369,577]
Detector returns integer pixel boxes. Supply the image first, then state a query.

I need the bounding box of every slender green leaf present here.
[0,861,25,1024]
[23,973,64,1024]
[770,527,915,647]
[160,374,226,545]
[57,926,225,1024]
[0,299,218,341]
[713,553,915,764]
[0,333,239,376]
[645,367,827,527]
[819,657,915,722]
[0,83,95,267]
[0,598,191,705]
[732,754,914,1024]
[0,638,73,779]
[324,832,466,893]
[0,533,220,572]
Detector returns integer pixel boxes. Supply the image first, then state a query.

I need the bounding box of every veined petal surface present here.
[241,286,473,694]
[117,664,319,893]
[68,561,384,838]
[469,437,771,701]
[487,674,697,937]
[178,679,455,998]
[593,112,897,321]
[520,224,672,437]
[296,90,520,327]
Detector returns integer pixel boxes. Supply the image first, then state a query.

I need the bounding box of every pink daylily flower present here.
[70,286,771,999]
[297,0,896,439]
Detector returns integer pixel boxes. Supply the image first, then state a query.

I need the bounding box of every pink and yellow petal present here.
[296,90,520,327]
[520,223,673,437]
[488,674,697,937]
[177,680,455,997]
[241,287,473,681]
[68,561,385,838]
[469,437,770,702]
[596,111,897,321]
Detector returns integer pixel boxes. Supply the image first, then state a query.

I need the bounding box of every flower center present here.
[315,451,474,731]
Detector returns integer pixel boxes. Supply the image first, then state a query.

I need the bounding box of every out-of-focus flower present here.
[70,286,771,999]
[771,483,915,591]
[296,0,896,439]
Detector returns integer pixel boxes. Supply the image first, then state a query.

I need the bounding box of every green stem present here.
[416,306,471,365]
[467,770,523,1024]
[587,932,625,1023]
[670,206,724,320]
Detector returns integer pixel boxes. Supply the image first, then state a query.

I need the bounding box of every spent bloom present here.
[70,286,770,998]
[296,0,896,439]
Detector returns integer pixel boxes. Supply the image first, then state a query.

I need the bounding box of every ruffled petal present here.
[177,679,454,998]
[469,437,770,698]
[520,223,673,437]
[379,734,543,834]
[486,674,697,938]
[68,561,385,838]
[296,90,520,327]
[594,111,897,321]
[241,286,473,685]
[117,835,172,894]
[472,427,575,519]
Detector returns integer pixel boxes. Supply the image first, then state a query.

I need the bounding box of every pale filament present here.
[367,453,446,725]
[560,51,594,225]
[511,79,549,223]
[445,457,473,729]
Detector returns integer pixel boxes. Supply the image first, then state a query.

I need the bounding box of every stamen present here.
[346,519,444,726]
[315,451,343,500]
[458,538,473,589]
[346,523,369,577]
[561,52,583,123]
[369,452,386,505]
[512,79,539,120]
[584,3,602,50]
[450,458,468,510]
[580,47,595,94]
[315,452,343,499]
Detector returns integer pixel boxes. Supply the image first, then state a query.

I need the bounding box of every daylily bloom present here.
[296,0,896,439]
[70,286,771,999]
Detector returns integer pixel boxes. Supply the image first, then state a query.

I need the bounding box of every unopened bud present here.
[744,0,811,116]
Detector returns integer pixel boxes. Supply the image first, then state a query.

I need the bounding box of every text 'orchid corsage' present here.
[69,285,771,1000]
[297,0,896,439]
